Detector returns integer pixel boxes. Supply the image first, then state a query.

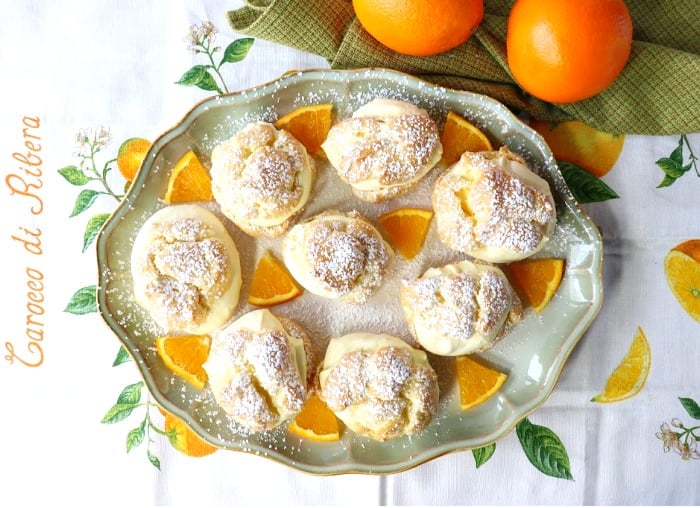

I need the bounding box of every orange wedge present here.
[155,334,211,390]
[440,111,493,166]
[591,326,651,403]
[288,393,341,442]
[506,258,565,313]
[274,103,333,156]
[117,137,151,181]
[248,250,303,306]
[664,239,700,323]
[455,355,508,411]
[378,207,433,260]
[164,149,213,204]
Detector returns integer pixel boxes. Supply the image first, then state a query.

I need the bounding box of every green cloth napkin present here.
[227,0,700,135]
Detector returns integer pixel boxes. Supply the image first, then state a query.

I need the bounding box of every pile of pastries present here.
[130,98,557,442]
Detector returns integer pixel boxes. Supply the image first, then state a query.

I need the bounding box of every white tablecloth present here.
[1,1,698,505]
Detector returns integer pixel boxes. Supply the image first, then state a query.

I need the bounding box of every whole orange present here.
[352,0,484,56]
[506,0,633,103]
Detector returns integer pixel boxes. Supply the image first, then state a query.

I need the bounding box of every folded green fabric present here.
[228,0,700,135]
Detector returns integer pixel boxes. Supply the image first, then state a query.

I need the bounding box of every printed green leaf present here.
[679,397,700,419]
[117,382,144,405]
[656,173,678,188]
[656,158,687,179]
[82,212,110,252]
[472,443,496,468]
[113,346,132,366]
[64,285,97,314]
[221,38,254,64]
[58,165,90,186]
[558,160,620,203]
[101,402,139,424]
[175,65,222,94]
[70,189,100,217]
[516,418,573,480]
[669,138,684,164]
[126,419,146,453]
[147,450,161,470]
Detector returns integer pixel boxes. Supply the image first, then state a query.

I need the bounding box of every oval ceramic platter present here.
[96,68,603,475]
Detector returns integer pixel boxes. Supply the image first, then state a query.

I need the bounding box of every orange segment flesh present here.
[248,250,303,306]
[164,149,213,204]
[506,258,565,313]
[455,355,508,411]
[155,335,211,390]
[117,137,151,181]
[378,207,433,260]
[288,393,340,442]
[591,326,651,403]
[440,111,493,166]
[274,103,333,156]
[664,239,700,323]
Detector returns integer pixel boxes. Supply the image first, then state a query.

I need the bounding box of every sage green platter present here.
[96,68,603,475]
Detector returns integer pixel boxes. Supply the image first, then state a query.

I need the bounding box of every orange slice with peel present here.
[164,149,213,204]
[378,207,433,260]
[506,258,565,313]
[288,393,340,442]
[664,239,700,323]
[455,355,508,411]
[155,334,211,390]
[248,250,303,306]
[440,111,493,166]
[117,137,151,181]
[274,103,333,156]
[591,326,651,403]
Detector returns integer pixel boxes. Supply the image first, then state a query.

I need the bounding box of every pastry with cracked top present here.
[282,209,393,305]
[130,204,241,335]
[401,259,522,356]
[318,333,439,442]
[203,308,315,433]
[321,98,443,202]
[432,146,556,263]
[210,121,315,238]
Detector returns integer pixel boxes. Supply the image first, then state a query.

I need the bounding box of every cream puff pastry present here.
[401,260,522,356]
[321,98,443,202]
[210,121,315,238]
[130,204,241,335]
[282,210,393,304]
[432,147,556,263]
[318,333,439,442]
[203,308,313,433]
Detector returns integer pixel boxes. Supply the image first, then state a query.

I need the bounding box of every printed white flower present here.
[656,422,681,453]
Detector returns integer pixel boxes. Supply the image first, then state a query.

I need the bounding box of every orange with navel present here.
[275,103,333,156]
[352,0,484,56]
[664,239,700,323]
[506,0,633,103]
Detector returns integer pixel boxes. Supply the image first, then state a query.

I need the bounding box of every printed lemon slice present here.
[164,149,213,204]
[506,258,565,313]
[288,393,341,442]
[455,355,508,411]
[664,239,700,323]
[378,207,433,260]
[591,326,651,403]
[274,103,333,156]
[117,137,151,181]
[163,411,218,457]
[155,334,211,390]
[440,111,493,166]
[248,250,303,306]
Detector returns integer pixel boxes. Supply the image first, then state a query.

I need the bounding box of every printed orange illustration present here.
[664,239,700,323]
